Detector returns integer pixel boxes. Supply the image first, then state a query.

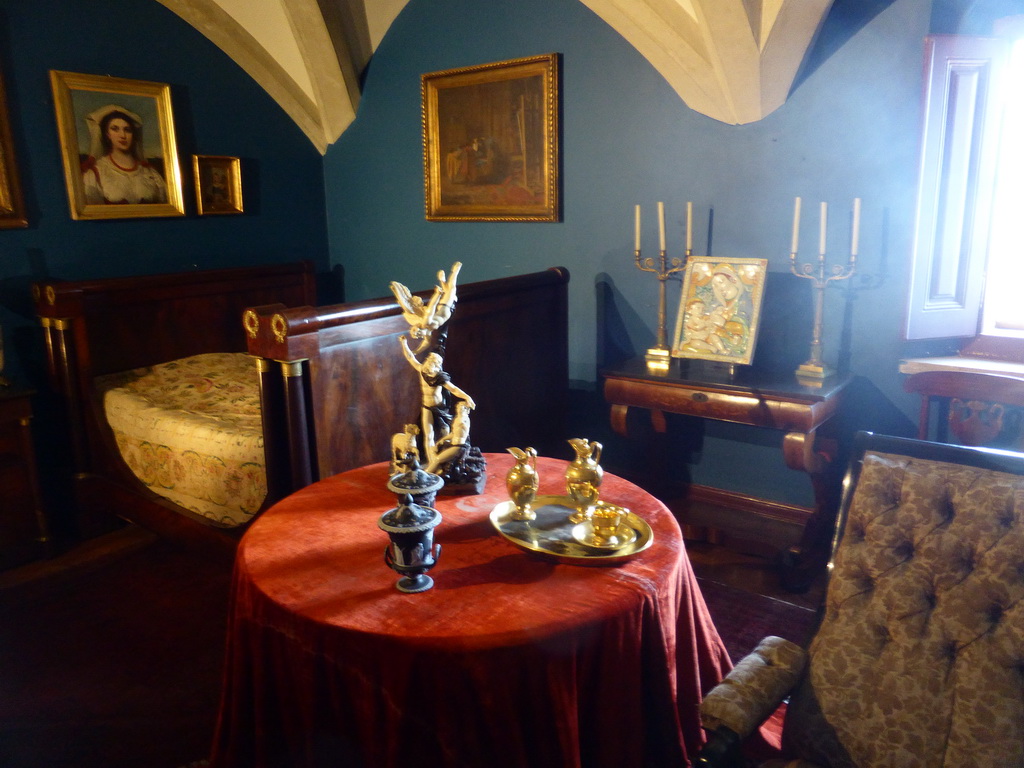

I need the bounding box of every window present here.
[905,34,1009,341]
[979,37,1024,337]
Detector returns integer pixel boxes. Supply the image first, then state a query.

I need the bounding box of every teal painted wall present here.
[323,0,956,504]
[3,0,1011,515]
[0,0,330,387]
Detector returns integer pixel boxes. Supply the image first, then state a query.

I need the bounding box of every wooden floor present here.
[0,523,826,768]
[685,538,826,611]
[0,524,161,592]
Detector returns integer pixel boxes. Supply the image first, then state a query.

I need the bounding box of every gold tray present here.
[489,495,654,565]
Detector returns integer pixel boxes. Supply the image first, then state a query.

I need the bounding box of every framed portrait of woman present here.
[671,256,769,366]
[50,70,184,220]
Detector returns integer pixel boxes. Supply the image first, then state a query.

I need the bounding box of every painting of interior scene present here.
[436,74,546,209]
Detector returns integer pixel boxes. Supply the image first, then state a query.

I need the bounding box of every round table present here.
[211,453,730,768]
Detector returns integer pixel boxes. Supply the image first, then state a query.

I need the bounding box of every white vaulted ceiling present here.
[156,0,834,154]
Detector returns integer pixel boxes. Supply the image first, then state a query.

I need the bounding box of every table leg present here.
[650,408,667,434]
[610,404,630,438]
[609,404,667,436]
[780,428,841,592]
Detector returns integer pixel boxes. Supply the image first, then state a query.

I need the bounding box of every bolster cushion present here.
[700,635,807,739]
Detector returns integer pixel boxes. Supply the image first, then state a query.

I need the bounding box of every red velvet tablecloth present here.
[210,453,730,768]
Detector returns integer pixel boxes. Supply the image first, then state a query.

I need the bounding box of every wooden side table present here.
[211,453,730,767]
[602,358,850,589]
[0,388,50,569]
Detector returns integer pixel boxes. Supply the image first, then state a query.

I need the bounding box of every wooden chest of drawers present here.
[0,389,50,569]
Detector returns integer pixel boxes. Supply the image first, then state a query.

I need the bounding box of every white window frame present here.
[904,34,1008,342]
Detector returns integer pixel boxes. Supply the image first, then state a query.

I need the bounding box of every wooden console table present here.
[602,358,850,588]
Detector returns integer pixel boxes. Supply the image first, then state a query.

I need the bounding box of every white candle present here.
[819,201,828,256]
[686,201,693,252]
[634,205,641,251]
[657,201,666,252]
[851,197,861,257]
[790,197,801,254]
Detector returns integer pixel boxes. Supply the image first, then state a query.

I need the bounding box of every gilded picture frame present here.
[0,66,27,229]
[50,70,184,220]
[671,256,769,366]
[422,53,559,222]
[193,155,242,215]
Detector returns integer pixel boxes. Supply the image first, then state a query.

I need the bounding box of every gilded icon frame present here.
[0,66,27,229]
[193,155,242,215]
[50,70,184,220]
[671,256,769,366]
[422,53,559,222]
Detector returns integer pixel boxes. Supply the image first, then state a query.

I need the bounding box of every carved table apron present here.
[602,358,850,586]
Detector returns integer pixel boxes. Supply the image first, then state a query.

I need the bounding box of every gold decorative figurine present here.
[505,446,539,521]
[565,438,603,523]
[391,262,487,493]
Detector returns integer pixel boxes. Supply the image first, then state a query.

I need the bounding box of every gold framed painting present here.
[193,155,242,215]
[0,66,27,229]
[422,53,559,222]
[671,256,769,366]
[50,70,184,220]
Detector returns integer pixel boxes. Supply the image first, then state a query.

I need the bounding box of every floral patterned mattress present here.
[97,352,266,527]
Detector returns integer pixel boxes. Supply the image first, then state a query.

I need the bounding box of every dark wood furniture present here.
[33,263,569,554]
[33,261,318,551]
[244,267,570,505]
[903,369,1024,447]
[698,431,1024,766]
[211,453,730,768]
[0,388,49,569]
[602,358,850,587]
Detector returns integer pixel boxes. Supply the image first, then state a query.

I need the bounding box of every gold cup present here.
[590,503,625,546]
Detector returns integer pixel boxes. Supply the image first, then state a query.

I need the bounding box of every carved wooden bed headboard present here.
[245,266,571,505]
[34,261,317,552]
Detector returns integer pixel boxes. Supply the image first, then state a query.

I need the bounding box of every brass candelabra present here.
[789,197,860,380]
[635,247,686,370]
[633,201,691,372]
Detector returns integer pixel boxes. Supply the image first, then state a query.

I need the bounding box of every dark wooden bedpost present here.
[39,316,89,474]
[255,356,288,505]
[280,359,316,496]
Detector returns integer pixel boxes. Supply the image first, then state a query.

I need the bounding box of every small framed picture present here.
[422,53,559,222]
[193,155,242,215]
[671,256,769,366]
[49,70,184,220]
[0,65,27,229]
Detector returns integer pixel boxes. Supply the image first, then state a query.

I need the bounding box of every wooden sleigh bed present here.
[34,261,569,554]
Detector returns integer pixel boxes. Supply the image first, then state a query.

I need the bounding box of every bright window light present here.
[981,37,1024,335]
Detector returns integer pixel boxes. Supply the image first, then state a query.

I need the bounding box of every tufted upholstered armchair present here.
[696,431,1024,768]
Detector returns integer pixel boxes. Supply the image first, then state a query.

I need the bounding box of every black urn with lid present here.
[378,466,444,593]
[387,463,444,508]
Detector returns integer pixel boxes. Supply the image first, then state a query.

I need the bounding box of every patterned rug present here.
[696,577,819,664]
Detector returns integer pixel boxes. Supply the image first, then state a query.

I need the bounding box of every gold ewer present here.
[506,447,539,521]
[565,438,603,523]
